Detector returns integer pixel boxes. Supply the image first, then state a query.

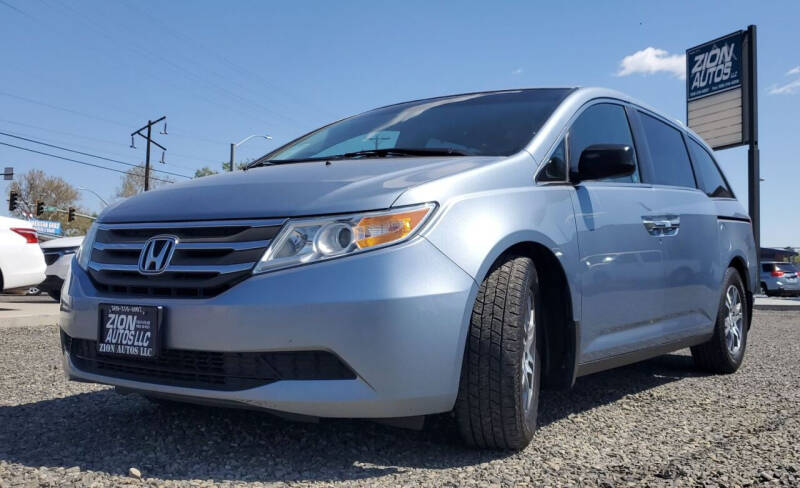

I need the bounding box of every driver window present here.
[568,104,640,183]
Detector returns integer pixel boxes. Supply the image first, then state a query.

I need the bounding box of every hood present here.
[100,156,500,223]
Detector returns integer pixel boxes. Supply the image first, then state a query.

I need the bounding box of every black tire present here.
[759,283,767,296]
[46,290,60,302]
[454,255,541,450]
[691,268,748,374]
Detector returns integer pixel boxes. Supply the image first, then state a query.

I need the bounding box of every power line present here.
[41,0,304,130]
[0,118,219,165]
[0,91,230,147]
[119,0,337,120]
[0,0,27,15]
[0,142,176,183]
[0,131,190,178]
[3,1,290,147]
[0,90,128,128]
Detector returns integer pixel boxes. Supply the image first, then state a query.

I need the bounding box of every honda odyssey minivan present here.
[60,87,756,450]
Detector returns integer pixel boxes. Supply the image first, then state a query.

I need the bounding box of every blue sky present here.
[1,0,798,246]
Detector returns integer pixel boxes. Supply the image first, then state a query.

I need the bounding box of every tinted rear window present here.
[639,112,696,188]
[687,138,734,198]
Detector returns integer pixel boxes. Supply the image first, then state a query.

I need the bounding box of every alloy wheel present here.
[521,295,536,415]
[724,285,744,356]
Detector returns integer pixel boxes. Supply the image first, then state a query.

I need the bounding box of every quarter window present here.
[687,138,734,198]
[537,139,567,182]
[568,104,639,183]
[639,112,696,188]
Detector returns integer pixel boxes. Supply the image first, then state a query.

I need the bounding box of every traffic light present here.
[68,207,76,222]
[36,201,44,216]
[8,191,18,212]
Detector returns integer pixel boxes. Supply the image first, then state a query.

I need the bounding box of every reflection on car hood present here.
[100,156,501,223]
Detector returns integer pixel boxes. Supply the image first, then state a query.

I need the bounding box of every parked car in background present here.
[60,87,756,450]
[760,261,800,296]
[39,236,83,301]
[0,215,46,292]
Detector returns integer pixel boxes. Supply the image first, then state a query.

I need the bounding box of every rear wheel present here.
[454,255,541,450]
[691,268,748,374]
[759,282,767,295]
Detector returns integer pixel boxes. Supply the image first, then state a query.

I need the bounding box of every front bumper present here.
[60,237,477,418]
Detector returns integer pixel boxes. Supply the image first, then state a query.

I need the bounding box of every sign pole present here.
[745,25,759,264]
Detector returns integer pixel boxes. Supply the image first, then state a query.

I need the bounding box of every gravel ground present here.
[1,311,799,487]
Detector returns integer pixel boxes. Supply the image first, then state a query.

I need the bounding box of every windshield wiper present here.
[245,147,469,170]
[339,148,470,158]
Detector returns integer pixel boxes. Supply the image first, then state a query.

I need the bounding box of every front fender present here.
[421,185,581,322]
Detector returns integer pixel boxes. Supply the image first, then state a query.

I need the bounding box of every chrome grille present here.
[88,219,283,298]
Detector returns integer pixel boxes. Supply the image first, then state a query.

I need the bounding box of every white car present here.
[39,236,83,301]
[0,215,46,292]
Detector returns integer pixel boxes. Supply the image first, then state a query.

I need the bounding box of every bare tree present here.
[9,169,93,235]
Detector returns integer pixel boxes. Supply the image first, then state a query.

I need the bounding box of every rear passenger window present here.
[569,103,640,183]
[687,138,734,198]
[639,112,696,188]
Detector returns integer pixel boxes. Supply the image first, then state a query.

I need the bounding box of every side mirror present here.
[574,144,635,182]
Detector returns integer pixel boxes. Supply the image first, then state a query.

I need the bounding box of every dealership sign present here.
[686,30,752,150]
[687,32,742,100]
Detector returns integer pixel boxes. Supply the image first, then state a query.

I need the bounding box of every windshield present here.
[261,89,572,163]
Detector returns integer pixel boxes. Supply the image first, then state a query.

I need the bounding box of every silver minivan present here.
[61,87,756,449]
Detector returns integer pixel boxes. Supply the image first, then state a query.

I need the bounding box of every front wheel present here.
[691,268,748,374]
[454,255,541,450]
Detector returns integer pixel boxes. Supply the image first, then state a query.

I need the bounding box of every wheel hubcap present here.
[521,295,536,415]
[724,285,744,356]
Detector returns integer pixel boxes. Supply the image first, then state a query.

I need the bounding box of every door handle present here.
[642,216,680,236]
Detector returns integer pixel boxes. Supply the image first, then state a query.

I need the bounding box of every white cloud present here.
[770,66,800,95]
[616,47,686,80]
[511,67,523,75]
[769,78,800,95]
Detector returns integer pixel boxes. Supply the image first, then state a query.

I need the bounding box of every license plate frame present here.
[97,303,163,359]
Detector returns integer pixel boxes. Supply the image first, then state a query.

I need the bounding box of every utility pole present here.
[131,116,167,191]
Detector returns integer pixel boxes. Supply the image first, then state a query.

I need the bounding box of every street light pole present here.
[78,187,109,207]
[229,134,272,171]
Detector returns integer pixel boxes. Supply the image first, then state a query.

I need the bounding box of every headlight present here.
[253,203,436,274]
[76,222,99,271]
